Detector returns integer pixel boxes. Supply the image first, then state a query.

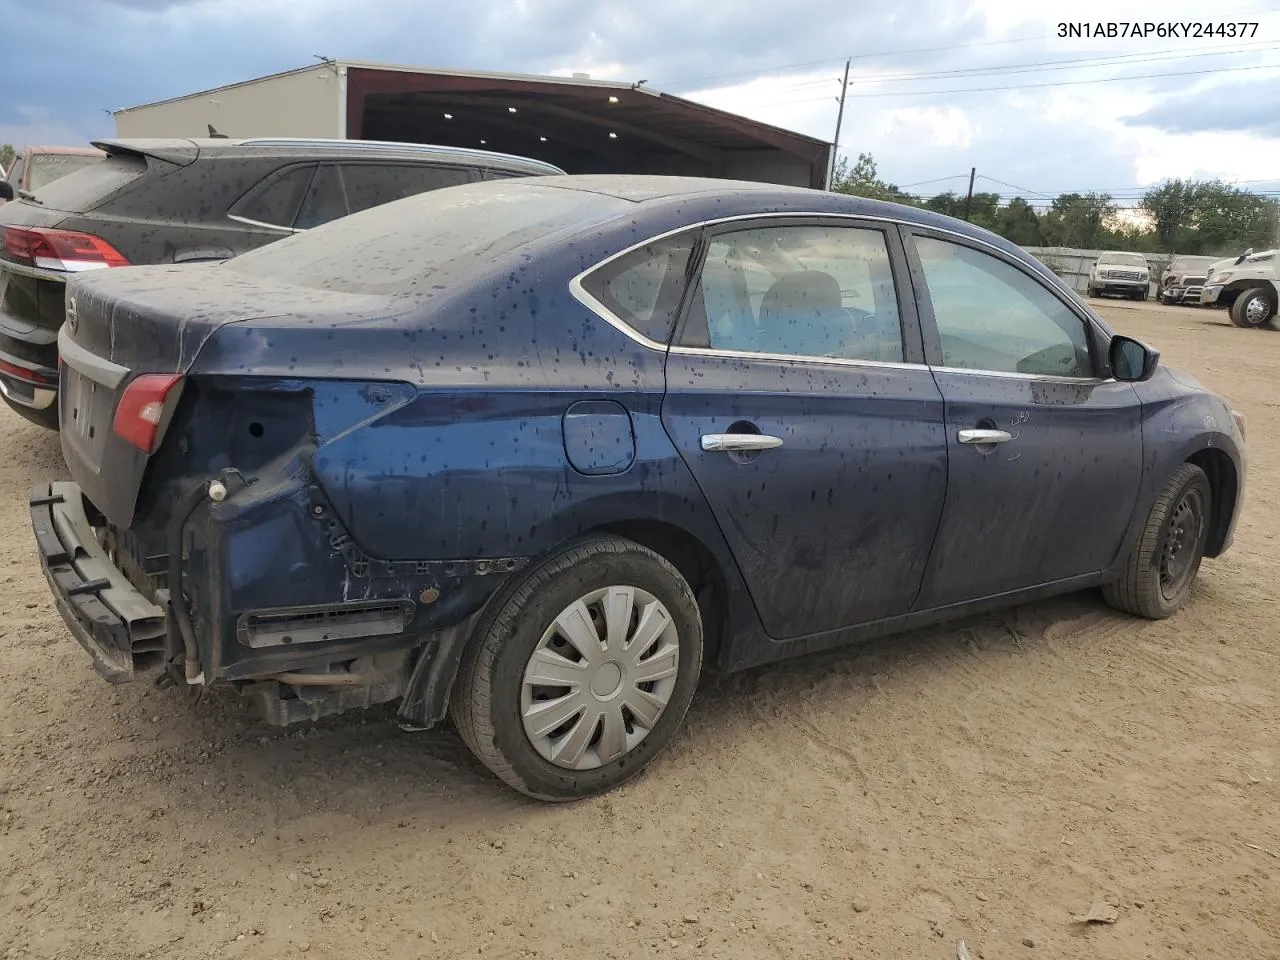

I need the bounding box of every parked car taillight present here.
[2,226,129,271]
[113,374,184,453]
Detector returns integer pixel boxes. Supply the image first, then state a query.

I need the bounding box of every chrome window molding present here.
[567,210,1108,382]
[227,213,296,234]
[668,344,926,371]
[930,365,1107,385]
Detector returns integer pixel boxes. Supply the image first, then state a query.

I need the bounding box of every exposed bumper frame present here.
[29,481,170,682]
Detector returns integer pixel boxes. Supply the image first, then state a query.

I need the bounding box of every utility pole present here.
[962,166,976,220]
[826,58,851,190]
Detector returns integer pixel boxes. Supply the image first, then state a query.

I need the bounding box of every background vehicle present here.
[0,145,104,203]
[32,177,1245,801]
[1200,248,1279,328]
[1158,255,1219,305]
[0,137,564,428]
[1087,251,1150,300]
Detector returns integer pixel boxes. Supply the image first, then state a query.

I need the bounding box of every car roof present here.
[89,137,563,175]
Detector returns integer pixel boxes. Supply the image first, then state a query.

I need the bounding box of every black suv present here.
[0,138,564,428]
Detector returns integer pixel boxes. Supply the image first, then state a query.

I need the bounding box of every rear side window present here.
[341,163,475,215]
[295,165,347,230]
[579,235,696,343]
[230,164,315,229]
[26,153,147,209]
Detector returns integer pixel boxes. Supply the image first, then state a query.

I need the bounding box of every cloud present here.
[1127,75,1280,138]
[1,0,1278,201]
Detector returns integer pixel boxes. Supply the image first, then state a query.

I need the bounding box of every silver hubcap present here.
[1245,295,1271,324]
[520,585,680,771]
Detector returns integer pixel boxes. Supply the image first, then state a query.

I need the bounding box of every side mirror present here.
[1236,247,1253,264]
[0,181,13,202]
[1110,335,1159,382]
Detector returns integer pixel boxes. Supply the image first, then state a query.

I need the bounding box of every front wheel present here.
[1103,463,1211,620]
[1228,286,1276,328]
[451,535,703,801]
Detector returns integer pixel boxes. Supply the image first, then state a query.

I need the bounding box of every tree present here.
[1041,192,1117,248]
[0,144,14,173]
[1141,178,1278,254]
[830,152,916,204]
[1140,180,1199,251]
[997,197,1043,247]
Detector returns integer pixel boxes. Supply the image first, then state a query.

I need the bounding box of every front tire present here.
[1103,464,1211,620]
[451,535,703,801]
[1228,286,1276,328]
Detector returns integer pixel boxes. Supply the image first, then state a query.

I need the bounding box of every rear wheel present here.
[451,535,703,801]
[1103,464,1211,620]
[1228,286,1276,328]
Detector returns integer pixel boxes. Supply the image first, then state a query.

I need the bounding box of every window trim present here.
[570,212,932,368]
[671,215,922,367]
[901,225,1107,383]
[227,162,318,234]
[569,211,1111,378]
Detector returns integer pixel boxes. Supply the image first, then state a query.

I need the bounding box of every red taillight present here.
[2,226,129,271]
[0,358,57,386]
[113,374,183,453]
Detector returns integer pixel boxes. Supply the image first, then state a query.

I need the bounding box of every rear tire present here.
[1103,464,1211,620]
[1228,286,1276,328]
[451,535,703,801]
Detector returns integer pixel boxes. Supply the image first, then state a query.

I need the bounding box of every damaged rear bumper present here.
[30,481,171,682]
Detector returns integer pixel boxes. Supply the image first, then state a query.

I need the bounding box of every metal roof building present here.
[113,61,831,189]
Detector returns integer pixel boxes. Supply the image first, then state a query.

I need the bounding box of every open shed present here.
[114,61,831,189]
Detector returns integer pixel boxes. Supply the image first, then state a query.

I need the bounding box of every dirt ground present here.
[1,299,1276,960]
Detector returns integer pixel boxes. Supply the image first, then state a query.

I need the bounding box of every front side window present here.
[7,155,24,189]
[578,235,695,343]
[913,235,1093,378]
[681,224,904,362]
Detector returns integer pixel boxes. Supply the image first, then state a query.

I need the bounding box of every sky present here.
[3,0,1280,206]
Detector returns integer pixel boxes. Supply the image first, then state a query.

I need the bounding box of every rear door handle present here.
[701,434,784,452]
[958,429,1013,444]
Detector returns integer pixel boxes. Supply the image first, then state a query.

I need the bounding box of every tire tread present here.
[1103,463,1208,620]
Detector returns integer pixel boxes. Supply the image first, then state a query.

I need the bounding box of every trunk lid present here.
[60,263,390,527]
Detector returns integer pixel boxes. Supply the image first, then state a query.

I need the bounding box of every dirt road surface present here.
[1,299,1276,960]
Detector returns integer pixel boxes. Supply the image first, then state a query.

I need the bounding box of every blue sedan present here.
[32,176,1246,800]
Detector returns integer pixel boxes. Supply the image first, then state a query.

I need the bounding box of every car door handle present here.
[701,434,784,452]
[958,429,1013,444]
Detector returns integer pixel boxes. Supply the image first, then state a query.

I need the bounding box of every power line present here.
[854,42,1280,85]
[897,174,972,188]
[666,34,1045,91]
[842,60,1280,98]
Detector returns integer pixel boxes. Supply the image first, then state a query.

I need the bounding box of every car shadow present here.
[64,587,1125,830]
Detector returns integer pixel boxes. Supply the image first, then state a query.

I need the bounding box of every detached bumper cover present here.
[29,481,169,683]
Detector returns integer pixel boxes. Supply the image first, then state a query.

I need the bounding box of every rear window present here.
[225,182,628,295]
[30,153,147,209]
[28,154,102,191]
